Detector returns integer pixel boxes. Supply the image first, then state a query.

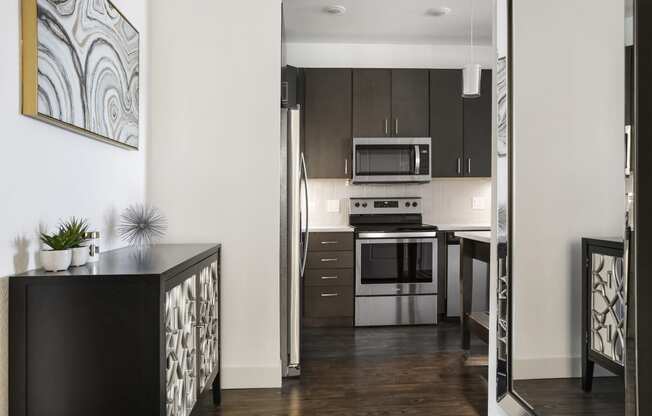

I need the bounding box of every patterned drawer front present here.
[198,261,219,392]
[590,253,626,366]
[166,275,197,416]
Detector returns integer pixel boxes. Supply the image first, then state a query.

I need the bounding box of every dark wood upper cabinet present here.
[353,69,392,137]
[391,69,430,137]
[306,67,491,179]
[304,68,353,179]
[430,69,464,177]
[462,69,492,178]
[353,69,429,137]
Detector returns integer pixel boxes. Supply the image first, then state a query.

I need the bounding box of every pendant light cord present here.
[470,0,475,64]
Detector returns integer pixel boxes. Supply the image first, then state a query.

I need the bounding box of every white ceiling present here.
[283,0,493,45]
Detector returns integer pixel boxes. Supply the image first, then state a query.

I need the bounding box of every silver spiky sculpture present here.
[118,204,167,247]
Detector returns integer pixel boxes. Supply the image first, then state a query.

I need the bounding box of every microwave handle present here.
[414,145,421,175]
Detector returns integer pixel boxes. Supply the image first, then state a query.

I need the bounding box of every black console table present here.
[10,244,221,416]
[581,237,625,391]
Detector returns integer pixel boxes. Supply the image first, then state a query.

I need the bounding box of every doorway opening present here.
[280,1,495,414]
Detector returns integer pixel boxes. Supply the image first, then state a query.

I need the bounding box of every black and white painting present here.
[35,0,139,148]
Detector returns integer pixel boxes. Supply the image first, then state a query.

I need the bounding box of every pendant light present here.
[462,0,482,98]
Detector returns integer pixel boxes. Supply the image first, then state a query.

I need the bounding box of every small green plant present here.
[40,229,77,251]
[59,217,89,248]
[40,217,90,251]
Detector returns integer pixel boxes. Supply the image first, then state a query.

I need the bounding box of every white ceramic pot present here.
[71,246,90,267]
[40,249,72,272]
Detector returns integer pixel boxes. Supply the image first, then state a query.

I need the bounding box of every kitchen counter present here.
[309,226,354,233]
[437,224,491,232]
[455,231,491,244]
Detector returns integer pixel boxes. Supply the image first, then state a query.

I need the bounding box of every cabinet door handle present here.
[384,119,389,136]
[320,258,338,262]
[321,293,340,297]
[320,241,339,245]
[321,276,339,280]
[467,158,472,175]
[457,157,462,175]
[344,159,348,175]
[395,118,399,135]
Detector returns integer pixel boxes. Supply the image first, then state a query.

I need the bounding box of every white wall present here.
[148,1,282,388]
[287,42,494,68]
[509,0,624,380]
[308,179,491,228]
[0,1,150,414]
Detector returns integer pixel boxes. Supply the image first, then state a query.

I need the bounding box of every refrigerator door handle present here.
[300,152,310,275]
[625,125,632,177]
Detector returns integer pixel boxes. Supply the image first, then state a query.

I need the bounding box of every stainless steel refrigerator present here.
[280,66,308,376]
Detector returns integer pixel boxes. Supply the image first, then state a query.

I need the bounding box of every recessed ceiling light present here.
[426,7,452,17]
[324,5,347,15]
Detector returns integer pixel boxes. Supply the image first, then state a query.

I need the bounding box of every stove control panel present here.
[350,197,422,215]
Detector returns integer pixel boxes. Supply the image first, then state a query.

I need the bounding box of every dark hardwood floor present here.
[514,377,625,416]
[196,322,489,416]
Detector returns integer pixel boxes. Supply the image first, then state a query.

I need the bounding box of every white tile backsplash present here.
[308,178,492,227]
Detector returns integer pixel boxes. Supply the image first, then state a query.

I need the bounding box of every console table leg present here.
[582,358,594,392]
[212,374,221,405]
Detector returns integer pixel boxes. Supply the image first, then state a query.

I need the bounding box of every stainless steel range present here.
[350,197,438,326]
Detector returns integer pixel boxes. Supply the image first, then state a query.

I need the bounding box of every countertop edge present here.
[11,243,221,279]
[455,231,491,244]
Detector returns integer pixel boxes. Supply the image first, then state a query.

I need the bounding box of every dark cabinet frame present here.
[9,245,221,416]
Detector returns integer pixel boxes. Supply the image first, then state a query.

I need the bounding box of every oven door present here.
[355,237,437,296]
[352,138,431,183]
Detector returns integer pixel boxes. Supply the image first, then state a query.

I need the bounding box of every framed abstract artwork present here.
[21,0,140,149]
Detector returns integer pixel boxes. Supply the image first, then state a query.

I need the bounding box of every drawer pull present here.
[321,293,340,297]
[320,241,339,245]
[320,258,338,262]
[321,276,338,280]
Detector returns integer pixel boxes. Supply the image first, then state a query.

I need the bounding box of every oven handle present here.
[356,232,437,240]
[355,237,437,245]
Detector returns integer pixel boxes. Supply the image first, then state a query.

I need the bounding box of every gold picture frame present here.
[21,0,140,149]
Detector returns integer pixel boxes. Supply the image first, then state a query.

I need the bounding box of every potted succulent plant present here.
[40,217,91,271]
[61,217,90,267]
[39,229,75,272]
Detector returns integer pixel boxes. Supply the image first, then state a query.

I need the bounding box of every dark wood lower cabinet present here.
[305,251,353,270]
[305,286,354,318]
[304,232,354,327]
[304,268,354,287]
[10,244,221,416]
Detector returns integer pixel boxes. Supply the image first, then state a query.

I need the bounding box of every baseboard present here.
[221,362,282,389]
[513,356,616,380]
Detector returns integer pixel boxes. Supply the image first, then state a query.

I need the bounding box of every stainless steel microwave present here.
[352,137,432,184]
